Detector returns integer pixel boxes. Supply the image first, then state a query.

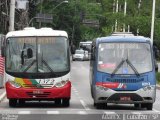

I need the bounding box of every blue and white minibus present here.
[90,33,156,110]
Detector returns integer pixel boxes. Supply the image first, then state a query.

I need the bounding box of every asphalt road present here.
[0,61,160,120]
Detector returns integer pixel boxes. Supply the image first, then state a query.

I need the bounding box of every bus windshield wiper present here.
[126,58,140,77]
[41,59,55,73]
[23,60,36,72]
[111,58,126,77]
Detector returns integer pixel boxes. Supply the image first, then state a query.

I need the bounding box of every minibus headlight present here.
[54,80,69,88]
[143,85,154,91]
[96,85,109,91]
[9,81,21,88]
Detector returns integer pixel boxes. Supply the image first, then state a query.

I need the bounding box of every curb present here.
[0,92,6,103]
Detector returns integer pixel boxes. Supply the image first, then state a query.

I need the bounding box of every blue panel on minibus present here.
[95,71,155,91]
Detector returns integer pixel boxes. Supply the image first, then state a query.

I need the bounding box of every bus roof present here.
[97,35,150,43]
[6,27,68,38]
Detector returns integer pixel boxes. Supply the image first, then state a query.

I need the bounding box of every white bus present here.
[2,27,71,107]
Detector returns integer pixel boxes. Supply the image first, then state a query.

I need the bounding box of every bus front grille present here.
[23,84,53,88]
[107,78,144,83]
[26,92,51,98]
[107,93,143,101]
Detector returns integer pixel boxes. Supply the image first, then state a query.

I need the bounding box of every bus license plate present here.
[120,96,131,101]
[38,79,54,84]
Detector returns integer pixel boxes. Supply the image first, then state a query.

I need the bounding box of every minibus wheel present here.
[93,102,96,106]
[96,103,107,109]
[9,99,17,107]
[134,103,140,108]
[62,98,70,107]
[146,103,153,110]
[19,100,25,106]
[55,99,61,106]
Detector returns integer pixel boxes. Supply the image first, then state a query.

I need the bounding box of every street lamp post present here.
[28,0,68,27]
[52,0,68,11]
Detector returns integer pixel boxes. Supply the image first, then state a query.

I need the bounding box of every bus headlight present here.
[9,81,21,88]
[54,80,69,88]
[143,85,154,91]
[96,85,109,91]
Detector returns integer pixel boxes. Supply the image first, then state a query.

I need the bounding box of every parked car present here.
[73,49,88,61]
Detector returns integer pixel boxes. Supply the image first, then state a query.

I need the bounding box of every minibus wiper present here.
[41,59,55,73]
[23,60,36,72]
[111,58,126,77]
[126,58,140,77]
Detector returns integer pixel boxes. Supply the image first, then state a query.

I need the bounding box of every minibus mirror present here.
[153,45,160,59]
[1,46,5,57]
[155,59,158,72]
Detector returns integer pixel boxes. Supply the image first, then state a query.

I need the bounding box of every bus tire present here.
[93,101,97,106]
[146,103,153,110]
[9,99,17,107]
[62,98,70,107]
[96,103,106,109]
[19,100,25,106]
[55,99,61,106]
[134,103,140,108]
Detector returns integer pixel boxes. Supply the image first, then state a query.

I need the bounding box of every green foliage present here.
[156,72,160,84]
[30,0,160,48]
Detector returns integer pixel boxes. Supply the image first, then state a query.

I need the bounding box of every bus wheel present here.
[55,99,61,106]
[134,103,140,108]
[146,103,153,110]
[93,102,96,106]
[19,100,25,106]
[62,98,70,107]
[96,103,106,109]
[9,99,17,107]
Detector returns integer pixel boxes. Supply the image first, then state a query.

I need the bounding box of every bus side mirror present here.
[153,45,160,59]
[155,60,158,72]
[1,46,5,57]
[1,35,5,57]
[27,48,33,58]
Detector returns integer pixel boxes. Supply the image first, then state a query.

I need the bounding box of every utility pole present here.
[115,0,118,32]
[72,0,77,43]
[137,0,142,35]
[123,0,127,32]
[39,0,43,28]
[151,0,156,45]
[9,0,16,31]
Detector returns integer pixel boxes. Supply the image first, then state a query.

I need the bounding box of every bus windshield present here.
[6,36,69,77]
[98,42,152,74]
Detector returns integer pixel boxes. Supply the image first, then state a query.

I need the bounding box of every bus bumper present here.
[5,81,71,100]
[94,85,156,104]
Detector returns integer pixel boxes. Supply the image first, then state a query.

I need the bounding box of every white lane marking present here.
[153,109,160,113]
[78,111,87,115]
[0,92,6,102]
[18,111,31,114]
[80,99,90,110]
[131,112,142,114]
[104,111,116,114]
[47,111,60,114]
